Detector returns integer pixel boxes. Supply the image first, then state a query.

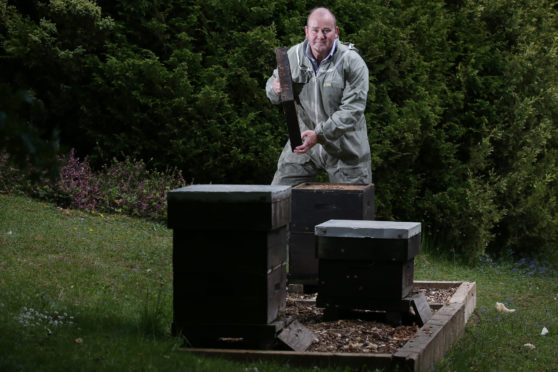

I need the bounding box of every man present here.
[266,7,372,186]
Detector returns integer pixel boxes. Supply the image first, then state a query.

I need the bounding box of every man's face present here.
[305,10,339,61]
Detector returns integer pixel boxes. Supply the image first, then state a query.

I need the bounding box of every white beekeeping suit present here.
[266,39,372,186]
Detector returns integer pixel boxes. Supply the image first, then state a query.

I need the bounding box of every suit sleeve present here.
[265,69,282,105]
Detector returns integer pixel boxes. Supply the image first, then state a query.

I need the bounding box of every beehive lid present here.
[168,184,291,203]
[315,220,421,239]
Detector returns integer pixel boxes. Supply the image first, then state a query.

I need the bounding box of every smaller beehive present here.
[315,220,421,310]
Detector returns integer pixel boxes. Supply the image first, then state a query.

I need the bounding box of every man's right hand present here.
[272,77,282,95]
[294,130,318,154]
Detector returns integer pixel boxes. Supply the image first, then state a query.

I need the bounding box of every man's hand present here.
[294,130,318,154]
[272,77,282,95]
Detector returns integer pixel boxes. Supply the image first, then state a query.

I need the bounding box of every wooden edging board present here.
[181,281,477,372]
[393,281,476,371]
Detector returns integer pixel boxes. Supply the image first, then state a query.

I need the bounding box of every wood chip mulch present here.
[283,286,457,354]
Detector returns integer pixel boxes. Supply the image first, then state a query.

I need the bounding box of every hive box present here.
[173,263,287,325]
[168,184,291,231]
[315,220,421,308]
[167,185,291,333]
[289,183,375,285]
[290,183,375,233]
[172,228,287,324]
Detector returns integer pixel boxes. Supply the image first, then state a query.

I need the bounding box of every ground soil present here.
[284,286,457,354]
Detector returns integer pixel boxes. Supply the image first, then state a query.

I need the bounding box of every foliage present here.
[1,0,557,262]
[0,84,59,178]
[0,152,30,195]
[0,149,185,221]
[348,0,558,262]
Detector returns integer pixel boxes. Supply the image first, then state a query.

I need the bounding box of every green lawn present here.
[416,245,558,371]
[1,194,556,371]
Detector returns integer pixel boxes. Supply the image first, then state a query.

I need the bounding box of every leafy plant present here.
[1,0,557,262]
[0,148,185,221]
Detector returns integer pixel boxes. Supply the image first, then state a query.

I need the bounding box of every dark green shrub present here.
[1,0,557,262]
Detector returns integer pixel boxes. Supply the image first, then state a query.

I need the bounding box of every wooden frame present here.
[180,281,477,372]
[275,47,302,151]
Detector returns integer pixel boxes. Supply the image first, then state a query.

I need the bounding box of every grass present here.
[1,193,557,371]
[416,243,558,371]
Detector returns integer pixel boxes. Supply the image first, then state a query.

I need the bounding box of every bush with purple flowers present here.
[50,149,102,211]
[0,149,185,221]
[98,155,186,219]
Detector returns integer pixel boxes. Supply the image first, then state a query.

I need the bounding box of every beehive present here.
[315,220,421,309]
[167,185,291,343]
[289,183,374,286]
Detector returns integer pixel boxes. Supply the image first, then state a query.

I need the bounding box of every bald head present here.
[307,7,337,27]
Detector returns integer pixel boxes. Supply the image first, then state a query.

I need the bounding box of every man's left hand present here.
[294,130,318,154]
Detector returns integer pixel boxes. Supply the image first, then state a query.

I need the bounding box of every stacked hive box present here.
[167,185,291,346]
[315,220,421,311]
[289,183,374,286]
